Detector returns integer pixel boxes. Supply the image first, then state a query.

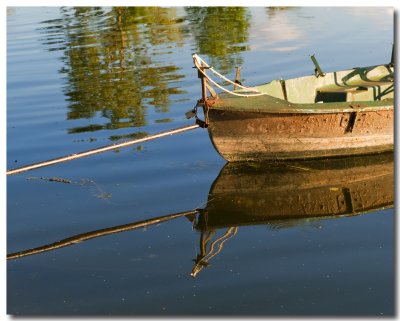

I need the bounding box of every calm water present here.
[7,7,394,316]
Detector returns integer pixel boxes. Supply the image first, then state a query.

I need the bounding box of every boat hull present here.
[207,107,393,161]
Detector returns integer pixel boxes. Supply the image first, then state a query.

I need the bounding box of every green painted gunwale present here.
[211,94,393,114]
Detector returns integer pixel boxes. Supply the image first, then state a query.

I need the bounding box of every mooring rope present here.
[193,54,268,97]
[193,54,252,90]
[7,124,200,176]
[196,66,267,98]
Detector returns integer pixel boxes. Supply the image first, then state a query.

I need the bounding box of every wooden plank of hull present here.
[196,153,393,229]
[207,107,393,161]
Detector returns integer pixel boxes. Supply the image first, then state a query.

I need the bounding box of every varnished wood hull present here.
[195,152,393,229]
[207,105,393,161]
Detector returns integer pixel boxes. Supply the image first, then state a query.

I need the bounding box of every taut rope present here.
[7,124,199,176]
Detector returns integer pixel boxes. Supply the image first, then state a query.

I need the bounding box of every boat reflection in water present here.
[188,152,393,276]
[7,153,393,277]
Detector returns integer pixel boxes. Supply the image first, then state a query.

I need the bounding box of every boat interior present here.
[256,64,394,104]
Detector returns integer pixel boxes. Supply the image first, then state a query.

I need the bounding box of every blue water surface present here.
[7,6,394,316]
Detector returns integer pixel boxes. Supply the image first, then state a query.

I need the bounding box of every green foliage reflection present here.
[39,6,252,137]
[185,7,251,73]
[40,6,186,136]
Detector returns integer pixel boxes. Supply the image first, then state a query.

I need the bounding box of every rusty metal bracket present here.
[280,79,288,101]
[234,66,242,91]
[206,81,217,98]
[310,54,326,78]
[345,112,357,133]
[195,118,208,128]
[189,99,210,128]
[390,43,394,67]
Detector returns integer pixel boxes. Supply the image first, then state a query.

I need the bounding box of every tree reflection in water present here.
[40,7,187,136]
[38,6,252,139]
[184,6,251,73]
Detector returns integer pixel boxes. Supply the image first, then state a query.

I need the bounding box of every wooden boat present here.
[192,54,394,161]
